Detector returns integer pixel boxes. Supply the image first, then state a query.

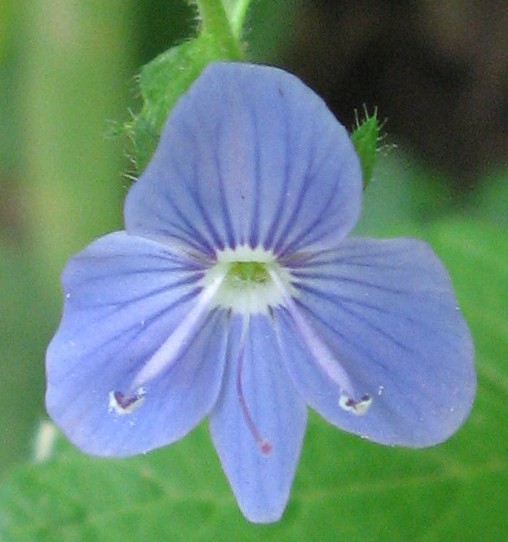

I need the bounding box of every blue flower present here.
[46,62,475,523]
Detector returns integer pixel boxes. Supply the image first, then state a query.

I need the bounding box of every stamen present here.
[129,270,226,391]
[236,317,272,455]
[108,270,226,416]
[269,269,372,414]
[269,270,353,390]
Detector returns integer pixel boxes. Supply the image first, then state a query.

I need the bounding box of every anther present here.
[338,393,372,416]
[109,388,145,415]
[268,269,358,396]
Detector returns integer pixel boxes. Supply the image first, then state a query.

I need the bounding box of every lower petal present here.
[278,237,475,447]
[209,313,307,523]
[46,232,228,456]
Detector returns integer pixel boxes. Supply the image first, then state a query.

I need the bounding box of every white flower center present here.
[203,246,294,315]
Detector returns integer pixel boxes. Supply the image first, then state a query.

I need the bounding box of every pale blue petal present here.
[209,314,307,523]
[125,62,362,255]
[277,238,475,446]
[46,232,228,456]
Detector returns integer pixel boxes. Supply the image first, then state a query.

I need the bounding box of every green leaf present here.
[351,110,380,188]
[1,219,507,540]
[129,0,245,171]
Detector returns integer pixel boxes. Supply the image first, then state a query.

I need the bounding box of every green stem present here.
[194,0,243,59]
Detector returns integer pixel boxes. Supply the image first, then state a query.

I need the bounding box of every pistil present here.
[236,316,272,455]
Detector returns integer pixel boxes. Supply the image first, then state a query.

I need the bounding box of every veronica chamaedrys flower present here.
[46,62,475,523]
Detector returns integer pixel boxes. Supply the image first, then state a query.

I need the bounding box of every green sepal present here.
[126,1,247,172]
[127,37,216,171]
[351,110,380,189]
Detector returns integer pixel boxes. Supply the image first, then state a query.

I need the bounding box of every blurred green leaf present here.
[0,0,135,478]
[0,247,49,473]
[245,1,298,62]
[20,0,134,280]
[0,0,12,61]
[0,219,507,540]
[468,168,508,228]
[355,152,456,237]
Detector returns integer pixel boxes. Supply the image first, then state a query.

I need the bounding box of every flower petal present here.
[276,238,475,447]
[46,231,228,456]
[125,62,362,256]
[209,313,307,523]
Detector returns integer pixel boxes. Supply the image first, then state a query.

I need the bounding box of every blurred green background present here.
[1,1,507,540]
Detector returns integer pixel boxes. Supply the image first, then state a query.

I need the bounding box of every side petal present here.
[209,314,307,523]
[125,62,362,256]
[277,238,475,447]
[46,232,228,456]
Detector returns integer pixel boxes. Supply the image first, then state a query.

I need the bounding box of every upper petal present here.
[276,237,475,447]
[125,62,362,256]
[209,314,307,523]
[46,232,228,456]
